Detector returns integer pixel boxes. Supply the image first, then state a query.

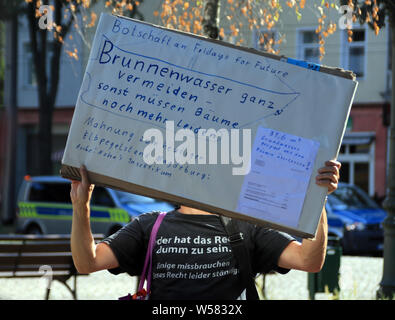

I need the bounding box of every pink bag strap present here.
[138,212,167,294]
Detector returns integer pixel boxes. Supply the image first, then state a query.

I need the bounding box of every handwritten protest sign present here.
[61,13,358,238]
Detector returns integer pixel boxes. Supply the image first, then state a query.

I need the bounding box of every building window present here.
[341,28,367,78]
[297,29,320,64]
[338,132,375,196]
[24,43,36,86]
[23,41,55,86]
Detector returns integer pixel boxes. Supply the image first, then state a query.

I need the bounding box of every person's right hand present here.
[315,160,341,195]
[70,165,94,208]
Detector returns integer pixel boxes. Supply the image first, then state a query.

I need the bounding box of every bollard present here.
[308,236,342,300]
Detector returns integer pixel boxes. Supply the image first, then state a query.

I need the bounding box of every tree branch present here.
[202,0,220,39]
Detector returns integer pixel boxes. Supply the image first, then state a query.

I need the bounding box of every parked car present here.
[326,182,387,255]
[16,176,175,236]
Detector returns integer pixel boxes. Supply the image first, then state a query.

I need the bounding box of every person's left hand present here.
[315,160,341,195]
[70,165,95,208]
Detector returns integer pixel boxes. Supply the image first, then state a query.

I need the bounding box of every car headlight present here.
[345,222,366,231]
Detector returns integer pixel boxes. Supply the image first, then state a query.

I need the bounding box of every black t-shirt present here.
[102,210,295,300]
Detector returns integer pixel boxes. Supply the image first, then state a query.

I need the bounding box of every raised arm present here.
[278,160,341,273]
[70,166,119,274]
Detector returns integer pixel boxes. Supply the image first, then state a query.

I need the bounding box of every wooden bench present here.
[0,234,104,300]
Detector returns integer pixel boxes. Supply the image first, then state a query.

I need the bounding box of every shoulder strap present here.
[139,212,167,294]
[219,215,259,300]
[119,212,167,300]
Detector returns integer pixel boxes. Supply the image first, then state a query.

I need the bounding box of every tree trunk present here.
[37,1,64,175]
[37,24,53,175]
[26,0,70,175]
[26,0,51,175]
[378,16,395,299]
[202,0,220,39]
[1,14,18,224]
[37,100,53,175]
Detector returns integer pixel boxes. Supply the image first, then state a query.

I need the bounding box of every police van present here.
[16,176,175,236]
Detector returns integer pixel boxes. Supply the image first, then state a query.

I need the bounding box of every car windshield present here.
[328,185,379,210]
[114,190,156,204]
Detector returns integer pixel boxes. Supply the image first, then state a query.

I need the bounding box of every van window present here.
[28,182,71,203]
[91,187,115,207]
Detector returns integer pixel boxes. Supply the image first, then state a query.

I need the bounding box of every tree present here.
[25,0,84,175]
[156,0,287,48]
[156,0,341,59]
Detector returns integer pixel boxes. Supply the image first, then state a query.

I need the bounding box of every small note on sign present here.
[237,127,320,227]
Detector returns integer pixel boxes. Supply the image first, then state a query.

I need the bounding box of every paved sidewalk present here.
[0,256,383,300]
[263,256,383,300]
[0,271,138,300]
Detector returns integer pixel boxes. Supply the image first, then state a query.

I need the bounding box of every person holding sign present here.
[70,160,340,300]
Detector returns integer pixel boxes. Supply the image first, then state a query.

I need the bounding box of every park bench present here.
[0,234,104,300]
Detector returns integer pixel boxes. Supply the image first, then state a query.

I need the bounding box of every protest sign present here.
[61,13,357,238]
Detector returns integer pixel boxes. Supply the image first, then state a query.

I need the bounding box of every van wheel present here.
[25,225,43,235]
